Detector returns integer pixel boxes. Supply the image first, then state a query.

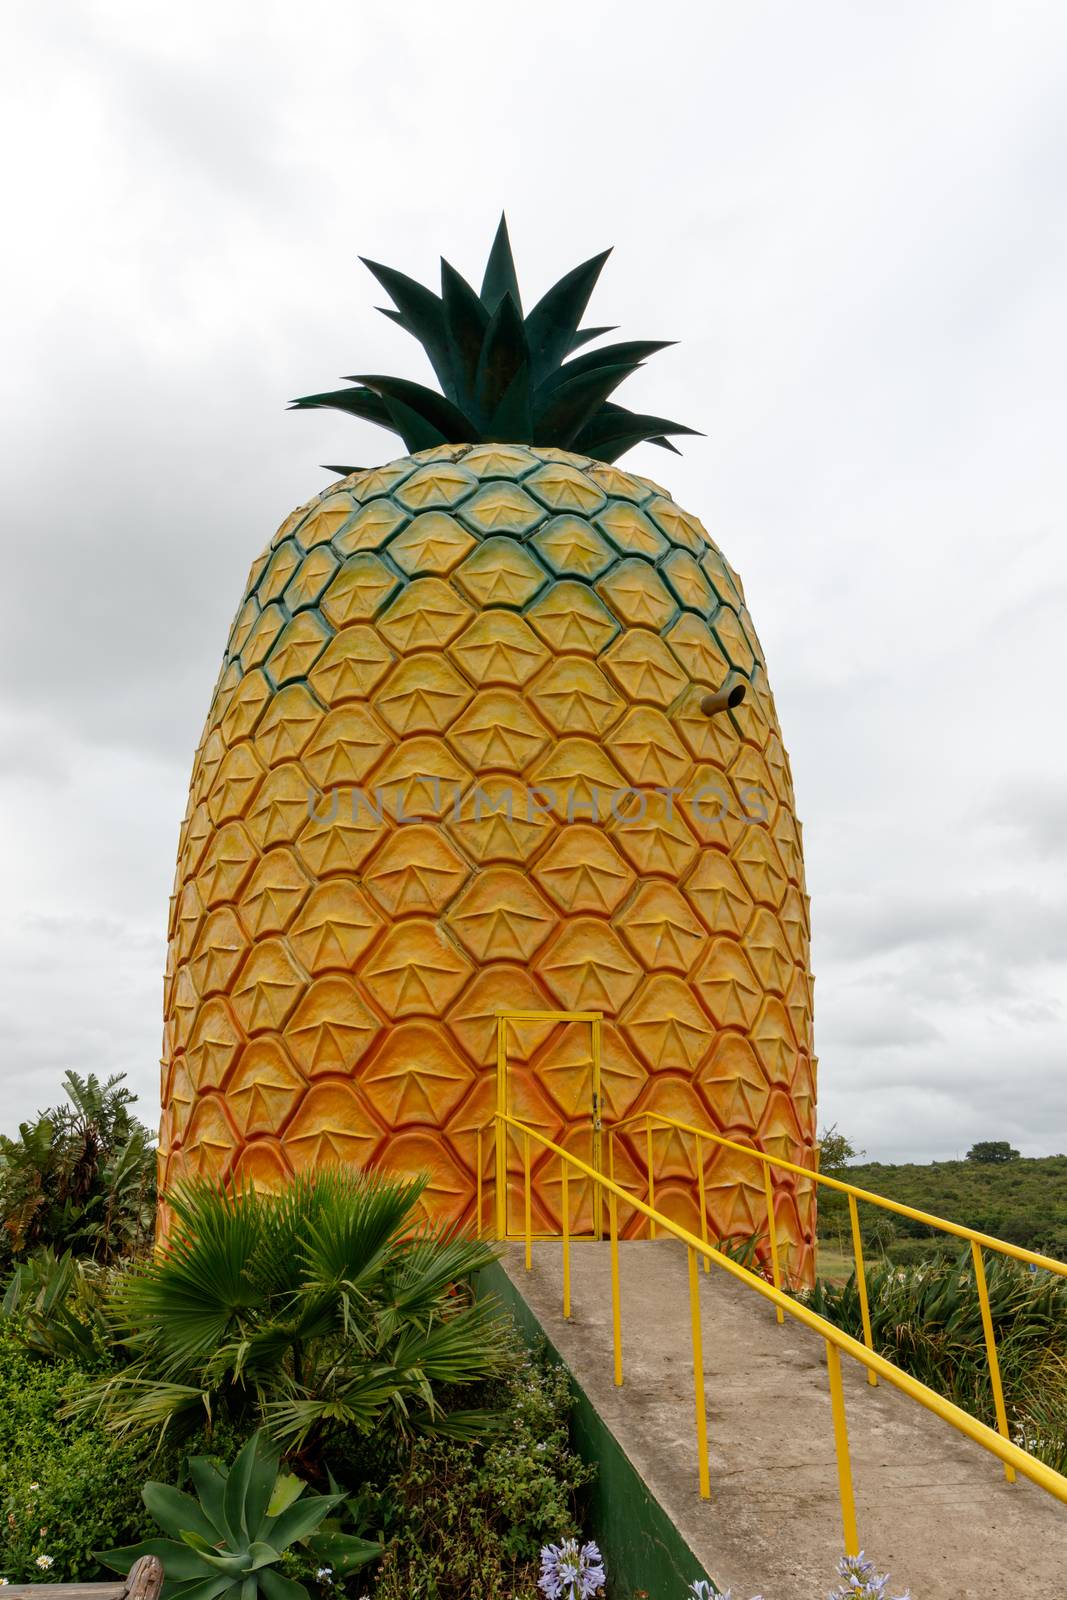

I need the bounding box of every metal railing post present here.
[825,1340,859,1555]
[561,1163,571,1319]
[495,1008,604,1246]
[847,1193,877,1385]
[970,1239,1015,1483]
[761,1163,784,1320]
[646,1122,657,1239]
[524,1130,532,1272]
[687,1245,711,1499]
[696,1133,709,1272]
[495,1019,507,1240]
[476,1128,483,1238]
[591,1015,603,1239]
[610,1188,623,1386]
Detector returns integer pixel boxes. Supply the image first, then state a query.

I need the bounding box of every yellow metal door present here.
[494,1010,603,1241]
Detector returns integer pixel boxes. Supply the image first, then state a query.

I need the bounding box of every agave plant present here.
[98,1429,380,1600]
[78,1169,510,1452]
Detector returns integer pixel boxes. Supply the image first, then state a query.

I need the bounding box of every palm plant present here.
[78,1170,511,1456]
[0,1070,156,1267]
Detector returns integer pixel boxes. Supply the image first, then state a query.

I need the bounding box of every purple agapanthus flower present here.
[688,1578,764,1600]
[829,1552,910,1600]
[538,1537,606,1599]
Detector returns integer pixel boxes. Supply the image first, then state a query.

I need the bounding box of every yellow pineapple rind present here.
[162,446,816,1283]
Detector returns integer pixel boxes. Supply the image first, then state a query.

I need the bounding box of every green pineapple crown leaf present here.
[291,213,701,470]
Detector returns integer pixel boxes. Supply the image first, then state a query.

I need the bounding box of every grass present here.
[813,1243,857,1284]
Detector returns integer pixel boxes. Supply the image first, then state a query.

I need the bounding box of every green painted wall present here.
[479,1260,711,1599]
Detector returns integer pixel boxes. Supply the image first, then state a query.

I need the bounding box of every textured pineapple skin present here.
[161,444,816,1283]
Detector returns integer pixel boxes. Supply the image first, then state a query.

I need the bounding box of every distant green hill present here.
[816,1154,1067,1264]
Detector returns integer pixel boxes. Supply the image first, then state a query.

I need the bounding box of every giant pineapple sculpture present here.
[161,221,817,1282]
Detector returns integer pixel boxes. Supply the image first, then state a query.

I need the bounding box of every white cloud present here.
[1,0,1065,1157]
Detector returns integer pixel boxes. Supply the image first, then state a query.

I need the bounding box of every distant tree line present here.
[817,1128,1066,1262]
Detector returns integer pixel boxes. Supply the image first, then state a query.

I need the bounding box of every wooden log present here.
[0,1587,125,1599]
[123,1558,163,1600]
[1,1554,163,1600]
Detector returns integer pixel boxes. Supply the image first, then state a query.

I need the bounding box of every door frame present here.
[494,1009,604,1241]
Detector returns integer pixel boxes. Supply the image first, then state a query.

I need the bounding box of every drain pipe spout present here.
[700,679,747,717]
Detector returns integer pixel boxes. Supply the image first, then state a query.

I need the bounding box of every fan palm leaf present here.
[74,1169,510,1459]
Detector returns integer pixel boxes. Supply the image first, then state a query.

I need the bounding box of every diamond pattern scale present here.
[161,445,815,1285]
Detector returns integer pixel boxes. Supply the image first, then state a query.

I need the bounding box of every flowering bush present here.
[538,1537,605,1599]
[0,1333,243,1582]
[525,1544,907,1600]
[686,1552,907,1600]
[688,1578,762,1599]
[0,1337,153,1581]
[828,1552,909,1599]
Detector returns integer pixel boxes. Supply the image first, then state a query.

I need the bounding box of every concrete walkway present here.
[503,1239,1066,1599]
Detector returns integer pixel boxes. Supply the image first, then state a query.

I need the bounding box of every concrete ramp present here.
[503,1239,1065,1599]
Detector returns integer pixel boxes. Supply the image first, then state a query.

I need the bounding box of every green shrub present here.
[0,1139,593,1594]
[816,1152,1067,1260]
[0,1325,592,1598]
[883,1236,955,1267]
[0,1334,245,1583]
[0,1337,145,1581]
[1,1249,114,1366]
[364,1351,594,1600]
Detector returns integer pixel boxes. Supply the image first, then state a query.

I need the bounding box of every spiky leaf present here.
[524,248,612,383]
[266,1473,306,1520]
[187,1459,234,1546]
[257,1569,311,1600]
[291,218,697,463]
[265,1492,345,1550]
[479,214,522,315]
[305,1529,383,1575]
[358,258,451,393]
[164,1577,235,1600]
[96,1539,215,1582]
[142,1483,221,1546]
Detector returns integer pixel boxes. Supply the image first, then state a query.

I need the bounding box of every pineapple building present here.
[160,223,817,1283]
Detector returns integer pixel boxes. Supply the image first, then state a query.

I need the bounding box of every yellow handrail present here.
[607,1108,1067,1278]
[494,1108,1067,1558]
[847,1193,876,1386]
[687,1243,711,1500]
[607,1107,1067,1478]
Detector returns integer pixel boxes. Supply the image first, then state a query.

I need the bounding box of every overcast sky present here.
[1,1,1065,1159]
